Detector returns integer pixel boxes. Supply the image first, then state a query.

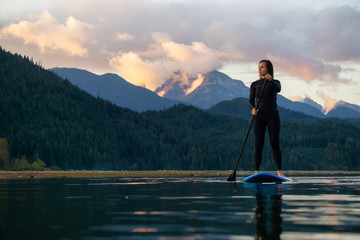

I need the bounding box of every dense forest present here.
[1,47,360,171]
[208,98,320,124]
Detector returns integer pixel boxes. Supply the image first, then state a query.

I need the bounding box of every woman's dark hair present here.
[259,59,274,78]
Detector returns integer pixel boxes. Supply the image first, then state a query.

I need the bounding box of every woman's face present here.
[258,62,268,77]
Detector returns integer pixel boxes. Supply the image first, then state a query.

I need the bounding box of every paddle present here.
[227,78,267,182]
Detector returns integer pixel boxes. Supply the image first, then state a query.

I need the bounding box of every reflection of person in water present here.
[254,184,283,240]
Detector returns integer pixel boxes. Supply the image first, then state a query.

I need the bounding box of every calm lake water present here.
[1,175,360,240]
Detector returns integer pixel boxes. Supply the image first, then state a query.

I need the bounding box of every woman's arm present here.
[265,73,281,93]
[270,80,281,93]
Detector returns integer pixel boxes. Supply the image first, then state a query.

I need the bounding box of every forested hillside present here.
[208,98,319,124]
[1,47,360,171]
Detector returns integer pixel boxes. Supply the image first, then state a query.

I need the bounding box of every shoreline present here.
[1,170,360,179]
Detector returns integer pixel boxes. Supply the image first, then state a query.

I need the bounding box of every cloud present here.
[109,51,170,90]
[302,5,360,62]
[105,2,358,90]
[114,32,135,41]
[278,6,360,83]
[318,90,338,114]
[1,1,359,98]
[202,5,357,84]
[0,11,93,56]
[109,33,222,90]
[185,73,204,95]
[271,56,349,84]
[288,96,303,102]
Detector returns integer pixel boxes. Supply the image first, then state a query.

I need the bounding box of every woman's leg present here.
[268,111,283,175]
[253,113,267,172]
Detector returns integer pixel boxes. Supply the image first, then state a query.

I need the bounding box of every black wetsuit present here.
[249,78,282,171]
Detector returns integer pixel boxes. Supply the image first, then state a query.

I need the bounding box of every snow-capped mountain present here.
[326,100,360,118]
[156,70,248,109]
[155,70,328,117]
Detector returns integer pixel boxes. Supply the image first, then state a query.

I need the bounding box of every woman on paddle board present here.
[249,60,285,177]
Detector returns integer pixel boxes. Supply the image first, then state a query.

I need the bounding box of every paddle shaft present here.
[227,78,268,181]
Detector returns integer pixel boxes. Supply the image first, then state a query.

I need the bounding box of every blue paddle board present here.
[242,172,292,183]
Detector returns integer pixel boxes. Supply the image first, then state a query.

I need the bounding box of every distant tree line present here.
[1,46,360,171]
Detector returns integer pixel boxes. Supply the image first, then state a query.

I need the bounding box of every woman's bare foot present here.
[277,170,286,178]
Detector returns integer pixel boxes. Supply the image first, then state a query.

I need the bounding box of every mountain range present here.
[51,68,179,112]
[51,68,360,119]
[2,47,360,171]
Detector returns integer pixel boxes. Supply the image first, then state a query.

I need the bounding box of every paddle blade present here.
[227,171,236,181]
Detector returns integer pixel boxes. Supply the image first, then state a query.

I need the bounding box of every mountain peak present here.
[155,71,202,98]
[325,100,360,118]
[155,70,248,109]
[302,97,323,111]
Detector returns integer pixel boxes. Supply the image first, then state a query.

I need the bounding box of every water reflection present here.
[253,183,283,240]
[1,176,360,239]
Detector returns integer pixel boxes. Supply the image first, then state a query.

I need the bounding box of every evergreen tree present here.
[0,138,10,170]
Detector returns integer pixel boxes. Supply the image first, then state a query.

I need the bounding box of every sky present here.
[1,0,360,110]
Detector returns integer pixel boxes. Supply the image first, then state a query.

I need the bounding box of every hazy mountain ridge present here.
[303,97,323,111]
[277,96,325,118]
[51,67,180,112]
[51,67,360,119]
[324,100,360,118]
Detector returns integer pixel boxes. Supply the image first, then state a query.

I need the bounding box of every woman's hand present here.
[252,108,259,116]
[265,73,273,81]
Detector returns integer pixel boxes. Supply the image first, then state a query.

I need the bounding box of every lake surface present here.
[1,175,360,240]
